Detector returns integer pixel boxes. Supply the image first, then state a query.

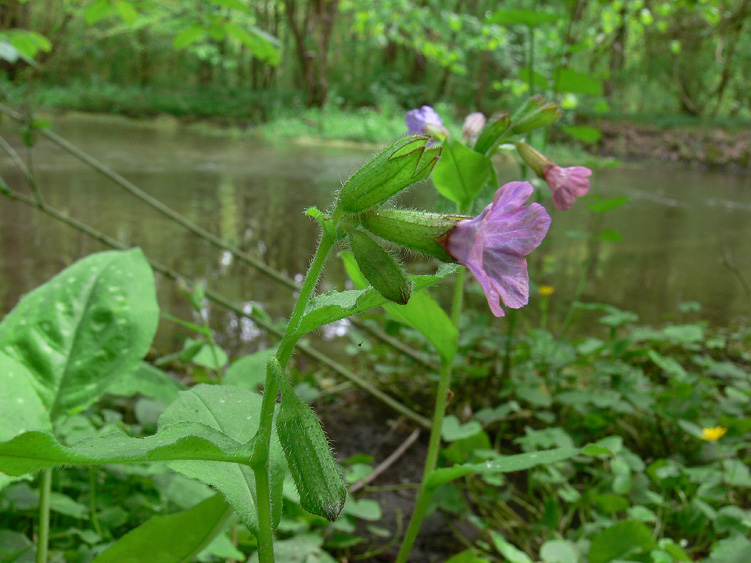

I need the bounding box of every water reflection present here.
[0,114,749,360]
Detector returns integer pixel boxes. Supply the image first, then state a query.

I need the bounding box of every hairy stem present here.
[252,226,337,563]
[36,468,52,563]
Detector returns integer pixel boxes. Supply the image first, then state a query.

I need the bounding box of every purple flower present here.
[441,182,551,317]
[544,165,592,211]
[405,106,448,137]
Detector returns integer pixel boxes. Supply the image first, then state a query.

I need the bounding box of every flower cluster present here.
[394,104,591,316]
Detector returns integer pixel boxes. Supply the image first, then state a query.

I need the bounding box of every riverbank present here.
[593,119,751,169]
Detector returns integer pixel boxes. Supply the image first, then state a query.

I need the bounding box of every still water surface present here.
[0,114,749,357]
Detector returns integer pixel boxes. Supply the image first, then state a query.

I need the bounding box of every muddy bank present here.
[594,119,751,168]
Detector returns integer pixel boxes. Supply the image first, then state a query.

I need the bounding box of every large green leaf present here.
[341,252,457,363]
[0,352,52,491]
[432,139,493,210]
[0,423,252,476]
[425,447,582,490]
[298,264,457,338]
[159,385,287,537]
[0,249,159,422]
[105,362,185,403]
[588,520,658,563]
[91,494,232,563]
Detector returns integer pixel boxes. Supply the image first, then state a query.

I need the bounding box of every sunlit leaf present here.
[0,249,158,422]
[84,0,114,25]
[432,139,493,209]
[554,68,603,96]
[173,26,206,49]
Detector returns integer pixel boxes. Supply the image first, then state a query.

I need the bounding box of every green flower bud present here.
[514,141,554,178]
[274,357,347,522]
[335,136,441,214]
[348,227,412,304]
[510,96,562,135]
[474,112,511,156]
[359,209,461,263]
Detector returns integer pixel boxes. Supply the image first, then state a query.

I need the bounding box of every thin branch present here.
[350,429,421,493]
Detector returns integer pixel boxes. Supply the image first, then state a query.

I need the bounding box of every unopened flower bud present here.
[462,112,486,143]
[510,96,562,135]
[359,209,460,263]
[347,227,412,305]
[515,142,591,210]
[336,136,441,214]
[514,141,554,177]
[474,112,511,155]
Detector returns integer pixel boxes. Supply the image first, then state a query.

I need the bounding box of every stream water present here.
[1,113,749,359]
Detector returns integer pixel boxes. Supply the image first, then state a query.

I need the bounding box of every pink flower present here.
[440,182,551,317]
[544,165,592,211]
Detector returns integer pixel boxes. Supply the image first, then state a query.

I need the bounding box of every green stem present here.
[560,213,602,336]
[36,468,52,563]
[396,268,466,563]
[251,226,337,563]
[88,469,103,538]
[501,309,518,381]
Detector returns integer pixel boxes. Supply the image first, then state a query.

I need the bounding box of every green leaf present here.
[114,1,138,24]
[487,8,558,26]
[341,252,457,362]
[441,416,482,442]
[0,352,52,442]
[490,533,533,563]
[224,347,278,390]
[706,534,751,563]
[105,362,184,403]
[425,447,581,490]
[432,139,492,209]
[539,539,578,563]
[445,550,491,563]
[0,249,158,422]
[342,498,381,521]
[159,385,287,536]
[298,264,457,338]
[84,0,114,25]
[562,125,602,144]
[91,494,231,563]
[588,520,658,563]
[554,68,603,96]
[173,26,206,49]
[474,113,511,156]
[0,423,248,477]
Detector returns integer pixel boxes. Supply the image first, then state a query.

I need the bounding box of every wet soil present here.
[318,390,471,562]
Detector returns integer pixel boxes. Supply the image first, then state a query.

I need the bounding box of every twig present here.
[350,429,421,493]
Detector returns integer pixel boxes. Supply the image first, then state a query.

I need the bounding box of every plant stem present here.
[251,226,337,563]
[560,213,602,336]
[88,469,103,538]
[36,468,52,563]
[396,268,466,563]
